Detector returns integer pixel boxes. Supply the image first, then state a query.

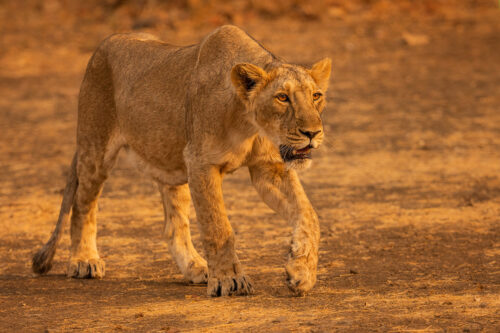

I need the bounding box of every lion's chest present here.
[217,135,257,174]
[205,132,254,173]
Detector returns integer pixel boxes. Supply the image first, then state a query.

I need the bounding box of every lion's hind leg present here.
[158,183,208,284]
[67,136,122,279]
[67,159,107,279]
[66,47,124,279]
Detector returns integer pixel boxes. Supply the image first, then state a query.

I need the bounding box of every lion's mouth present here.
[279,144,312,162]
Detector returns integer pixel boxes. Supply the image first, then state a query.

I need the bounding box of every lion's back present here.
[94,33,195,93]
[85,26,274,98]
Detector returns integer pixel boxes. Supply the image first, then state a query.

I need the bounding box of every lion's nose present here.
[299,129,321,139]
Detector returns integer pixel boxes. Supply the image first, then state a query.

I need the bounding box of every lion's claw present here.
[208,275,254,297]
[67,258,105,279]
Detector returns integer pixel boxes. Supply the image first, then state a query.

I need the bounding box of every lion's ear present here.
[231,63,269,101]
[309,58,332,91]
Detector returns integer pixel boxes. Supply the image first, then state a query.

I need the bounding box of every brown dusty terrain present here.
[0,1,499,332]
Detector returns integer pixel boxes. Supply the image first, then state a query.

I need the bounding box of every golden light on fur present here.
[32,25,330,297]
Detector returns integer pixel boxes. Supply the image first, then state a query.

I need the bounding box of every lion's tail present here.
[32,152,78,274]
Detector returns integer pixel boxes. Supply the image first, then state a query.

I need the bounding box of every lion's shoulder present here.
[194,25,276,70]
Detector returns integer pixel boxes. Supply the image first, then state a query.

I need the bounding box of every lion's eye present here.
[276,93,289,102]
[313,92,322,101]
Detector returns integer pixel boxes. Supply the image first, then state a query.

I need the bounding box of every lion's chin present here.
[285,158,313,170]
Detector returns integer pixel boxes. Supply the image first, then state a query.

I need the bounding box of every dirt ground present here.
[1,1,499,332]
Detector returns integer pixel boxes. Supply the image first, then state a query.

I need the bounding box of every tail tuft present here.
[32,240,57,274]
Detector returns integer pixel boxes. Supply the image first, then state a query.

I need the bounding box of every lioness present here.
[32,25,331,296]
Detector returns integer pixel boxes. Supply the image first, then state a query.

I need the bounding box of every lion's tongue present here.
[295,146,311,154]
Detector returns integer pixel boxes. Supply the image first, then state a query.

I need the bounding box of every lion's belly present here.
[115,90,189,185]
[122,144,188,186]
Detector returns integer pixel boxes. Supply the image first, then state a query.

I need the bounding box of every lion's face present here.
[231,59,331,169]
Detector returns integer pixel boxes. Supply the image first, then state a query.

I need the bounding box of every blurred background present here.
[1,0,498,73]
[1,1,499,331]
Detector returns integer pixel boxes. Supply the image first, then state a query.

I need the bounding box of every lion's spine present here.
[32,152,78,274]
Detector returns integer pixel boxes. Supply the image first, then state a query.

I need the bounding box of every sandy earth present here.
[1,1,499,332]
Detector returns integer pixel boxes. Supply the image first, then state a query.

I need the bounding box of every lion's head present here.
[231,58,331,169]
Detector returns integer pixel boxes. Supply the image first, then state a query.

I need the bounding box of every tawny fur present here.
[32,25,331,296]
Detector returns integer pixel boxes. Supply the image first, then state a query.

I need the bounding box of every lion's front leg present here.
[187,164,254,297]
[249,162,320,296]
[158,183,208,284]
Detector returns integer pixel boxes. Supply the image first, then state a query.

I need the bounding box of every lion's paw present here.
[67,258,105,279]
[207,274,254,297]
[285,257,317,296]
[185,258,208,284]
